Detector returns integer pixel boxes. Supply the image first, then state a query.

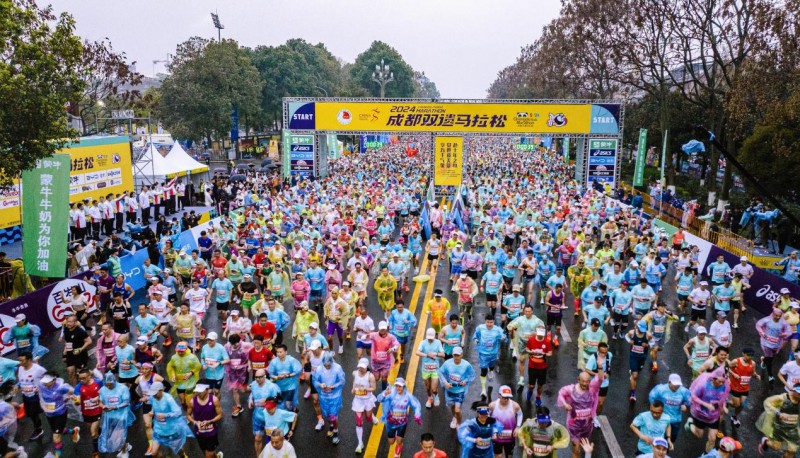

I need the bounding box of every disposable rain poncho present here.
[151,391,194,454]
[312,355,345,419]
[0,401,16,443]
[166,351,201,393]
[756,393,800,445]
[375,388,421,426]
[98,374,135,453]
[458,417,503,458]
[516,419,570,458]
[374,274,397,312]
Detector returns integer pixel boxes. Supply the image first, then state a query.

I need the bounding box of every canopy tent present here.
[133,144,179,186]
[165,142,209,176]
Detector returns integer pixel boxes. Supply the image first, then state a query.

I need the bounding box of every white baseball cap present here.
[357,358,369,369]
[378,321,388,330]
[309,340,322,350]
[668,373,683,386]
[452,346,463,355]
[696,326,707,334]
[206,332,218,340]
[426,328,436,339]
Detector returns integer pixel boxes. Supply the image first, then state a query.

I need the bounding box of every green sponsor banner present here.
[633,128,647,187]
[22,155,70,277]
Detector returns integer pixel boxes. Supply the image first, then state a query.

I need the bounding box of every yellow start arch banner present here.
[287,100,622,135]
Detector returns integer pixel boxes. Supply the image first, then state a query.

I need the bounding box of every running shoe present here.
[315,419,325,431]
[450,417,458,429]
[338,346,343,355]
[71,426,81,443]
[332,434,340,445]
[553,336,560,348]
[304,388,311,399]
[164,336,172,347]
[434,395,440,407]
[517,376,525,386]
[28,429,43,442]
[593,418,601,428]
[733,323,738,329]
[535,397,542,407]
[758,437,767,455]
[425,397,432,409]
[117,443,132,458]
[232,406,243,417]
[355,444,363,454]
[731,416,741,427]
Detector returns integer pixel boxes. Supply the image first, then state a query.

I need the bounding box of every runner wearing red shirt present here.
[248,335,275,374]
[526,327,553,406]
[250,313,277,345]
[412,432,448,458]
[75,368,103,457]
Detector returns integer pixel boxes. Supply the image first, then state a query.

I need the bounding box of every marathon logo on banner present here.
[0,271,96,353]
[704,246,800,316]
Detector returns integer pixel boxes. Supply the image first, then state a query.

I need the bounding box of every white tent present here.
[133,144,181,186]
[165,142,209,176]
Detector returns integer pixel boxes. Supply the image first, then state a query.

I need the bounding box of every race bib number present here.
[497,429,513,439]
[696,350,709,358]
[354,389,368,396]
[781,413,799,424]
[767,335,780,344]
[632,345,644,354]
[104,347,115,357]
[205,358,219,369]
[17,339,30,348]
[475,438,491,448]
[575,408,592,420]
[391,410,407,421]
[423,362,437,371]
[83,397,100,410]
[740,376,751,386]
[179,328,191,335]
[65,343,73,352]
[252,361,265,370]
[376,351,388,361]
[231,358,242,367]
[533,444,552,455]
[271,285,281,291]
[198,422,214,432]
[488,281,498,288]
[43,402,57,413]
[653,325,665,334]
[120,363,131,371]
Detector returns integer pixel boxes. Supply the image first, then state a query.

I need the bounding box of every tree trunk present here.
[720,135,735,201]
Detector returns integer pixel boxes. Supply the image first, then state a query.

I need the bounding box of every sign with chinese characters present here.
[633,128,648,187]
[434,136,463,187]
[288,134,315,178]
[587,138,618,187]
[287,100,622,135]
[22,155,70,277]
[0,136,134,230]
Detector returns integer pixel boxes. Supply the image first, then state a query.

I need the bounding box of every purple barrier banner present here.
[0,271,97,354]
[703,246,800,316]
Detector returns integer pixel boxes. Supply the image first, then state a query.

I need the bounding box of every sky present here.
[48,0,561,98]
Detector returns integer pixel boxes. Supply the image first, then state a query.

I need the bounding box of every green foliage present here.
[0,0,84,187]
[350,41,417,98]
[249,39,343,129]
[156,38,262,142]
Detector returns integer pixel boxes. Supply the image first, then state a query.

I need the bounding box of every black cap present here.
[595,295,604,302]
[590,318,601,326]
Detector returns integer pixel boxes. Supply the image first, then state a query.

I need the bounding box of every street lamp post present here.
[94,100,105,135]
[315,86,328,97]
[371,59,394,99]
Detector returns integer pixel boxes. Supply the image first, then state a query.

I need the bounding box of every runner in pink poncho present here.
[557,369,603,458]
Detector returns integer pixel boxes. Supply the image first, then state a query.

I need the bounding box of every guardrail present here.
[622,185,755,258]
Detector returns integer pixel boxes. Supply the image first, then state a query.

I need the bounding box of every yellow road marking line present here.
[364,253,430,457]
[383,257,438,458]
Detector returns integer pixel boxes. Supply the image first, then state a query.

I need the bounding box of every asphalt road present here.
[16,253,778,458]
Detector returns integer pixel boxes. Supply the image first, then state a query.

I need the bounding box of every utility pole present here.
[371,59,394,99]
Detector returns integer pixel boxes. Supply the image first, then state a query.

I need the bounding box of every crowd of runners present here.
[0,137,798,458]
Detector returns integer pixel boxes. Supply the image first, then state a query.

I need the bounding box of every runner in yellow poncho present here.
[567,259,592,316]
[166,341,201,408]
[373,267,398,319]
[291,301,320,353]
